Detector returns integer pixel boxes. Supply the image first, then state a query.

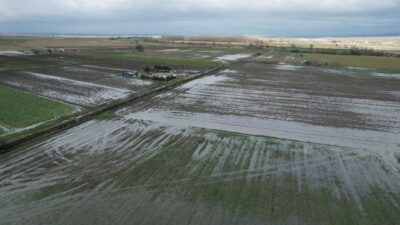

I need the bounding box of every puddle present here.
[275,64,302,71]
[0,51,33,56]
[199,50,222,53]
[127,79,153,86]
[159,49,181,52]
[371,72,400,79]
[214,54,251,62]
[220,69,237,74]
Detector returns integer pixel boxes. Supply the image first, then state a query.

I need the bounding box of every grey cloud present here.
[0,0,399,36]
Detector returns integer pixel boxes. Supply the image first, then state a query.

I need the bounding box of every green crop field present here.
[303,53,400,70]
[0,85,75,128]
[68,51,222,68]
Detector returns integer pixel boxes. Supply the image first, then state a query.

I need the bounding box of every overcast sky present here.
[0,0,399,36]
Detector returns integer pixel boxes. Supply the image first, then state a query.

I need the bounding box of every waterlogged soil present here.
[141,46,255,61]
[0,118,399,225]
[1,62,400,224]
[32,65,156,91]
[0,65,158,107]
[121,63,400,160]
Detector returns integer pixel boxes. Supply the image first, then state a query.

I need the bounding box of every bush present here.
[144,66,151,73]
[154,65,171,71]
[139,74,176,81]
[135,45,145,53]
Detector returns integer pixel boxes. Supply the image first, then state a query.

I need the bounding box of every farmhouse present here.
[122,70,138,78]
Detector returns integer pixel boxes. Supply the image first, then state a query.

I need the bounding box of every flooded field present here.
[0,64,157,107]
[113,45,257,62]
[0,117,399,225]
[122,63,400,158]
[1,62,400,224]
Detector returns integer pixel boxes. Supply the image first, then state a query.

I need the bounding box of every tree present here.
[290,44,299,53]
[309,44,314,50]
[136,45,145,53]
[32,49,40,55]
[350,47,360,55]
[144,66,151,73]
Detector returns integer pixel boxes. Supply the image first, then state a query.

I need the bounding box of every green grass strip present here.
[68,51,222,68]
[0,85,75,128]
[304,53,400,70]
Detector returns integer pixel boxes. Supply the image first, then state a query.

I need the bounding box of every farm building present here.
[122,70,138,78]
[301,60,311,65]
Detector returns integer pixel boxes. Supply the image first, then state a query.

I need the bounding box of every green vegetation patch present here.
[0,85,75,128]
[303,53,400,70]
[95,111,116,120]
[68,51,222,68]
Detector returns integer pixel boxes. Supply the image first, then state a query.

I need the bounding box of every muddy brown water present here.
[1,63,400,225]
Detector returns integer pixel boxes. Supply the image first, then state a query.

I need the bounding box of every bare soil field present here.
[0,61,399,224]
